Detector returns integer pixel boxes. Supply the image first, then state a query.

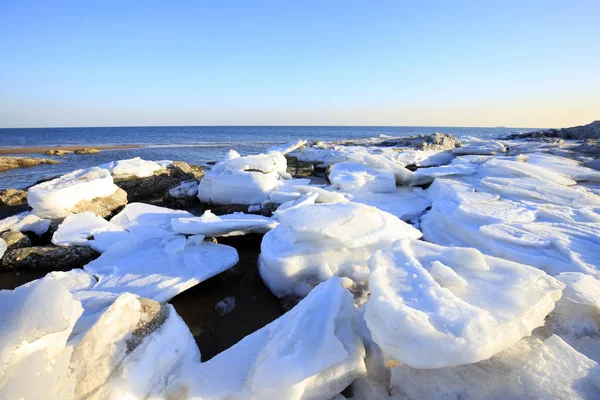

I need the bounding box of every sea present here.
[0,126,532,189]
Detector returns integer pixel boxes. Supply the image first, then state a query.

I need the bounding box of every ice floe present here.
[259,202,422,298]
[27,167,120,218]
[52,211,129,253]
[365,239,563,368]
[100,157,168,177]
[158,278,366,400]
[172,210,277,237]
[329,162,396,193]
[0,211,50,235]
[110,202,193,240]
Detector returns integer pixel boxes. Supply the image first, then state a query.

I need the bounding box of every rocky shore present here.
[0,156,59,171]
[2,125,600,399]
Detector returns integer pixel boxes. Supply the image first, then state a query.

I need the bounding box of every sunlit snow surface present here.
[2,136,600,399]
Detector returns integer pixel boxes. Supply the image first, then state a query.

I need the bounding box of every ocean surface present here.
[0,126,532,189]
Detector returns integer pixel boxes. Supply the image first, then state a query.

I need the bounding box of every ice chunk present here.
[28,167,119,218]
[0,276,83,399]
[168,180,199,197]
[0,238,6,259]
[267,139,307,155]
[259,202,422,297]
[0,211,50,235]
[248,204,261,212]
[329,162,396,193]
[453,137,507,155]
[483,157,577,186]
[364,239,563,368]
[294,185,349,203]
[100,157,166,177]
[158,278,366,400]
[84,236,239,302]
[110,202,193,240]
[198,152,290,205]
[350,188,431,221]
[71,293,200,400]
[172,210,277,237]
[523,153,600,183]
[52,211,129,252]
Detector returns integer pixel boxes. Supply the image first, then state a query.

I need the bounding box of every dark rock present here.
[1,245,99,270]
[114,161,204,202]
[506,121,600,141]
[163,180,200,209]
[127,298,168,352]
[71,187,128,218]
[0,189,27,206]
[214,296,236,316]
[0,156,59,172]
[333,132,462,151]
[73,148,100,154]
[285,155,315,178]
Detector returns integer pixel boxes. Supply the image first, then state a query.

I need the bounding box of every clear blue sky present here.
[1,0,598,128]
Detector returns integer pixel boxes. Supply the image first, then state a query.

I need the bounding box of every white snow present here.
[329,162,396,193]
[158,278,366,400]
[110,202,193,240]
[0,238,6,259]
[52,211,129,252]
[172,210,277,237]
[267,139,307,155]
[84,236,239,302]
[259,202,422,297]
[27,167,120,218]
[0,211,50,235]
[350,188,431,221]
[100,157,167,177]
[365,239,563,368]
[198,151,290,205]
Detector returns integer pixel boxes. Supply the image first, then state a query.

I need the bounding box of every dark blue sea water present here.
[0,126,531,189]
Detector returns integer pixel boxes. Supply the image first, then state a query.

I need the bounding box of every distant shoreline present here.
[0,144,142,155]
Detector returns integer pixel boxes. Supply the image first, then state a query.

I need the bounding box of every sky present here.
[0,0,599,128]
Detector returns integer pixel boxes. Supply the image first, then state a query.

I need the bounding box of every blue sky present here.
[1,0,598,128]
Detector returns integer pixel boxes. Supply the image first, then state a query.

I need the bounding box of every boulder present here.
[1,245,99,270]
[163,180,200,209]
[0,189,27,206]
[0,156,59,172]
[0,231,31,251]
[71,187,128,218]
[73,148,100,154]
[285,155,315,178]
[115,161,204,202]
[43,149,73,156]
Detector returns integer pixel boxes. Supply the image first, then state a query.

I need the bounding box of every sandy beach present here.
[0,144,142,155]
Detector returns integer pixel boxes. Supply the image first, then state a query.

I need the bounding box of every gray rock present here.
[0,189,27,206]
[215,296,236,316]
[73,148,100,154]
[71,187,128,218]
[126,298,168,352]
[115,161,204,202]
[285,155,315,178]
[333,132,462,152]
[507,121,600,141]
[0,156,59,172]
[1,245,99,270]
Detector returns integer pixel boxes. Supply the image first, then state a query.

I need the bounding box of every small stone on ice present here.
[215,296,236,316]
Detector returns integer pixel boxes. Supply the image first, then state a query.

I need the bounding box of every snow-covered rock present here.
[27,167,121,218]
[158,278,366,400]
[0,211,50,235]
[52,211,129,253]
[172,210,277,237]
[259,202,422,298]
[198,151,291,205]
[84,235,239,302]
[365,239,563,368]
[100,157,167,178]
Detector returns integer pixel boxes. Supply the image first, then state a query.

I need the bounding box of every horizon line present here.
[0,124,544,130]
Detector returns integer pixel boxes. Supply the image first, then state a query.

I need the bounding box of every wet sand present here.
[0,144,142,155]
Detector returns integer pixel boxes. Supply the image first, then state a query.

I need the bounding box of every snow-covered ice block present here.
[0,211,50,235]
[350,188,431,221]
[294,185,350,203]
[482,157,577,186]
[548,272,600,363]
[110,202,193,240]
[168,180,199,197]
[329,162,396,193]
[259,202,422,297]
[267,139,307,155]
[84,236,239,302]
[172,210,277,237]
[0,275,83,399]
[100,157,166,177]
[71,293,200,400]
[199,151,290,205]
[523,153,600,183]
[453,138,506,155]
[27,167,120,218]
[365,239,563,368]
[52,211,129,253]
[158,278,366,400]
